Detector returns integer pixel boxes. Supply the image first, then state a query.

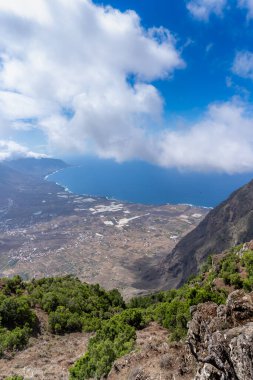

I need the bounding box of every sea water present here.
[48,157,253,208]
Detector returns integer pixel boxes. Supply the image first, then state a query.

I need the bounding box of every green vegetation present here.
[0,275,124,358]
[70,255,229,378]
[70,318,136,379]
[70,308,149,379]
[27,276,125,333]
[1,245,253,379]
[211,246,253,291]
[0,276,37,357]
[5,376,24,380]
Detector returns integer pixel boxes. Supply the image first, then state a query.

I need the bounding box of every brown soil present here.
[0,309,89,379]
[108,323,196,380]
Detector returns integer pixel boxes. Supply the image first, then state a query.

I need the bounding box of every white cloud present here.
[0,0,184,159]
[43,99,253,174]
[187,0,227,20]
[0,140,47,161]
[155,101,253,173]
[238,0,253,18]
[232,51,253,79]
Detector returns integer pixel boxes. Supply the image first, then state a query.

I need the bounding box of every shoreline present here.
[45,169,213,210]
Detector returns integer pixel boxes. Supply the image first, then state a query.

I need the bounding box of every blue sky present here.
[93,0,253,115]
[1,0,253,173]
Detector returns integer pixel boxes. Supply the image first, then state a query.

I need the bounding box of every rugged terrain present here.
[108,288,253,380]
[1,239,253,379]
[0,308,89,380]
[0,158,208,298]
[2,158,253,379]
[108,323,196,380]
[188,290,253,379]
[105,242,253,380]
[148,178,253,290]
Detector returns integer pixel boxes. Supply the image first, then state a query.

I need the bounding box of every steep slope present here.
[105,242,253,380]
[0,159,76,228]
[0,163,36,206]
[159,178,253,289]
[5,157,68,178]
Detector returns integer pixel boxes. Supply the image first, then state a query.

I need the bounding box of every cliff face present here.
[161,179,253,289]
[188,290,253,380]
[108,291,253,380]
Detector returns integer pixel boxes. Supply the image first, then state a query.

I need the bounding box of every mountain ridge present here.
[160,178,253,289]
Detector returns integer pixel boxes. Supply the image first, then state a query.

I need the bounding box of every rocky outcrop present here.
[187,290,253,379]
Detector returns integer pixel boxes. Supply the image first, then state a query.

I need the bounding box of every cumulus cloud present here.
[232,51,253,79]
[0,140,47,161]
[187,0,227,20]
[154,101,253,173]
[0,0,184,159]
[238,0,253,18]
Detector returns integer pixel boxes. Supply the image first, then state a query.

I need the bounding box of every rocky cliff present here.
[188,290,253,380]
[108,289,253,380]
[109,243,253,380]
[160,178,253,289]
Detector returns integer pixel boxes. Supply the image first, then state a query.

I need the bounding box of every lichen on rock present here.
[187,290,253,380]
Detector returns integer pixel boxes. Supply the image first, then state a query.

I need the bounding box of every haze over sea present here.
[48,158,253,208]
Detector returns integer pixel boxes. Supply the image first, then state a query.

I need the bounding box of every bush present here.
[49,307,82,334]
[2,276,24,295]
[0,326,31,355]
[0,296,36,330]
[27,276,125,334]
[70,319,136,379]
[111,308,149,329]
[242,250,253,277]
[243,277,253,291]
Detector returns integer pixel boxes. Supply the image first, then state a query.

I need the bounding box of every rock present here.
[187,290,253,379]
[161,174,253,289]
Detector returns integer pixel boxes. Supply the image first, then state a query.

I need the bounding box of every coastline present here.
[45,169,212,210]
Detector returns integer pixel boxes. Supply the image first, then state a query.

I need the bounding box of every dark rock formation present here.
[187,290,253,379]
[162,179,253,289]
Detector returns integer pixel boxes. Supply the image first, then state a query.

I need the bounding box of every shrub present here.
[27,276,125,334]
[242,250,253,277]
[0,296,36,330]
[0,326,31,354]
[70,319,136,379]
[2,276,24,295]
[49,306,82,334]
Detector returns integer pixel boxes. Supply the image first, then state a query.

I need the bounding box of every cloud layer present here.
[0,0,253,173]
[155,101,253,173]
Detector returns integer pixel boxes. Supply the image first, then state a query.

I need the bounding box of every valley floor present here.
[0,184,208,298]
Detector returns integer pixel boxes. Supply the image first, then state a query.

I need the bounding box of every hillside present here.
[155,178,253,289]
[1,242,253,379]
[5,158,68,178]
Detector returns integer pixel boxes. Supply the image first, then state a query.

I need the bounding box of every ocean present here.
[48,158,253,208]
